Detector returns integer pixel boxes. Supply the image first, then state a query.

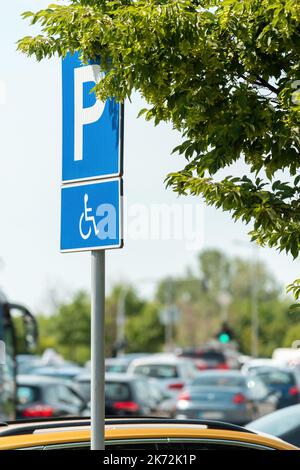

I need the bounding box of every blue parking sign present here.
[62,52,122,183]
[60,179,123,252]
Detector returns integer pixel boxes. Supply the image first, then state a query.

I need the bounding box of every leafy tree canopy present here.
[18,0,300,260]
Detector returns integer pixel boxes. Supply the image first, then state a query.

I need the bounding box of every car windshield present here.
[191,375,244,388]
[134,364,179,379]
[181,351,225,363]
[105,363,129,374]
[105,382,131,401]
[254,369,295,386]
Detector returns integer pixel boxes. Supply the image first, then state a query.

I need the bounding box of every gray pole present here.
[91,250,105,450]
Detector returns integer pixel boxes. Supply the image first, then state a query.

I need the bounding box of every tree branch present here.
[253,76,279,95]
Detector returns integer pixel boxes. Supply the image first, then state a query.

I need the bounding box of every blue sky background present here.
[0,1,299,313]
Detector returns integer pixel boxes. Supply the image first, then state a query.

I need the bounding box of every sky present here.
[0,1,299,314]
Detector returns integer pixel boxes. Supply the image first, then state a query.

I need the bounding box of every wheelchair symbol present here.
[79,194,100,240]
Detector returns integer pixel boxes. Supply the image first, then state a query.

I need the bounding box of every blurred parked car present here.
[146,379,172,416]
[74,372,91,403]
[175,371,278,425]
[105,358,132,374]
[27,365,84,382]
[223,348,240,370]
[241,358,278,375]
[106,354,150,372]
[79,373,166,417]
[272,348,300,367]
[127,354,198,399]
[177,348,230,371]
[121,353,149,360]
[16,375,86,419]
[237,355,253,369]
[247,404,300,447]
[16,354,43,375]
[105,373,161,416]
[246,365,300,409]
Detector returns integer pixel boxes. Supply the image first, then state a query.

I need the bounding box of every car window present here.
[133,364,179,379]
[255,370,295,386]
[180,351,226,363]
[76,380,90,402]
[17,385,40,405]
[167,441,269,451]
[105,382,131,401]
[44,442,158,450]
[247,377,269,400]
[158,441,264,450]
[45,384,82,406]
[105,363,129,374]
[108,442,158,450]
[57,385,83,406]
[105,365,128,374]
[43,439,273,451]
[191,375,244,387]
[107,441,255,450]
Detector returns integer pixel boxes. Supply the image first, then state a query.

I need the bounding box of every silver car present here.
[175,371,277,425]
[127,354,198,400]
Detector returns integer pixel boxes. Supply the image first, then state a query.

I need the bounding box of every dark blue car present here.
[249,366,300,409]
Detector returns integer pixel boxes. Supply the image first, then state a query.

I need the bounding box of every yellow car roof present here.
[0,422,297,450]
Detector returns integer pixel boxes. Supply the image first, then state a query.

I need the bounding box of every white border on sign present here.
[60,177,123,253]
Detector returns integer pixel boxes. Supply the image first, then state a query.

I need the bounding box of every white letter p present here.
[74,65,105,161]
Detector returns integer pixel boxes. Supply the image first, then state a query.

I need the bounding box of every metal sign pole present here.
[91,250,105,450]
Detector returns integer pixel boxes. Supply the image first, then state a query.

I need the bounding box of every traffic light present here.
[218,332,231,344]
[217,322,234,344]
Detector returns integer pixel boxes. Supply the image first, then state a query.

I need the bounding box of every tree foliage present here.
[18,0,300,259]
[37,287,164,363]
[156,248,296,356]
[49,290,91,363]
